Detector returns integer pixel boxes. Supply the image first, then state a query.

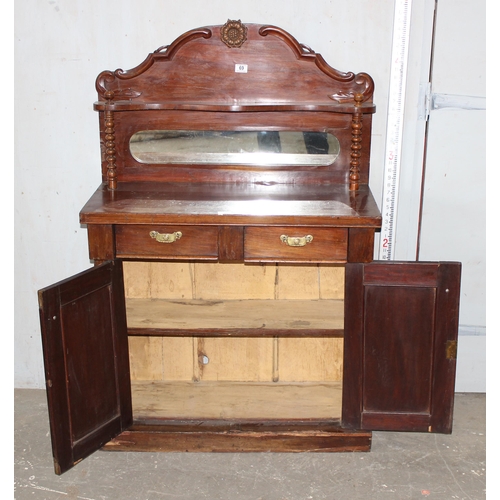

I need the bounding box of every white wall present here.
[382,0,486,392]
[417,0,486,392]
[14,0,485,391]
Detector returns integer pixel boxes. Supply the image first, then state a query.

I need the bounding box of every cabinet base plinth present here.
[102,421,372,453]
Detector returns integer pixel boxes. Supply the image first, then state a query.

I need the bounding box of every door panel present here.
[363,285,435,413]
[343,261,461,433]
[38,261,132,474]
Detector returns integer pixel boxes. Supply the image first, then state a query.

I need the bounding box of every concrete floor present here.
[14,389,485,500]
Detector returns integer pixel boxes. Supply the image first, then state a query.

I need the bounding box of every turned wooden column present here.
[104,104,117,190]
[349,93,364,191]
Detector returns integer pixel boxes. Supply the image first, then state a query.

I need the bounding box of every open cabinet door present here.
[343,261,461,434]
[38,261,132,474]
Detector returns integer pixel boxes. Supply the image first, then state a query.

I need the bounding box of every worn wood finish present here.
[218,226,244,262]
[342,262,461,433]
[429,263,462,433]
[116,225,219,260]
[128,327,344,338]
[131,380,342,419]
[80,182,381,228]
[126,298,344,336]
[244,226,347,262]
[38,262,132,474]
[87,224,115,262]
[347,227,375,263]
[103,422,372,453]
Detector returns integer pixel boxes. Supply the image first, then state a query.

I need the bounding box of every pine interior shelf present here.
[131,380,343,420]
[126,298,345,336]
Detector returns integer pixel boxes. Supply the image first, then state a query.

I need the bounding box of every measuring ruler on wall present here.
[378,0,413,260]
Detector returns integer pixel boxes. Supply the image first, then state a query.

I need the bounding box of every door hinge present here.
[446,340,458,360]
[418,82,432,121]
[431,93,486,111]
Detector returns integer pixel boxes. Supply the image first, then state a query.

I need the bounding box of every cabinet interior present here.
[124,261,345,421]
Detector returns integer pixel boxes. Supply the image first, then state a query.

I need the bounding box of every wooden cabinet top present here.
[80,181,381,226]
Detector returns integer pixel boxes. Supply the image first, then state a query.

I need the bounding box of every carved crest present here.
[220,19,247,48]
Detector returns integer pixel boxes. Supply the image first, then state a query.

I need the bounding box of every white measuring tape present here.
[378,0,413,260]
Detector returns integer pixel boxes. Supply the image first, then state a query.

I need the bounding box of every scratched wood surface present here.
[131,380,342,419]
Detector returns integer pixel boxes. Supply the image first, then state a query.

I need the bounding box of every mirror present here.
[129,130,340,166]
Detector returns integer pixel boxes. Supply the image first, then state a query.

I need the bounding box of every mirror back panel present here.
[94,22,375,187]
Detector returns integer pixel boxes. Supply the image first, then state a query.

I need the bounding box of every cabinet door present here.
[38,261,132,474]
[343,261,461,433]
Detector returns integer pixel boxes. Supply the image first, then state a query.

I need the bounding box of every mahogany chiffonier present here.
[38,21,461,475]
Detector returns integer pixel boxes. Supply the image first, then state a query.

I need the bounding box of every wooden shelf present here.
[80,182,382,227]
[131,380,342,420]
[126,298,344,337]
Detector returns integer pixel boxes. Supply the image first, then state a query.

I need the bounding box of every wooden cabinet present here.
[38,21,461,475]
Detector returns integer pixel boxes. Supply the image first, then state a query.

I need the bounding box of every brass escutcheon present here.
[149,230,182,243]
[280,234,313,247]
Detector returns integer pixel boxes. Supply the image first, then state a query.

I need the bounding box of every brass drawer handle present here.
[280,234,313,247]
[149,230,182,243]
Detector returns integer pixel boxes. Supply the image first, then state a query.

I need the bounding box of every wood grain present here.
[126,298,344,332]
[131,380,342,419]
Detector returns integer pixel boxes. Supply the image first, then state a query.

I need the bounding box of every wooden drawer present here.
[244,226,348,262]
[115,225,218,260]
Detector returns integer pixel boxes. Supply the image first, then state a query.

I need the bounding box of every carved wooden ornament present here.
[220,19,247,48]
